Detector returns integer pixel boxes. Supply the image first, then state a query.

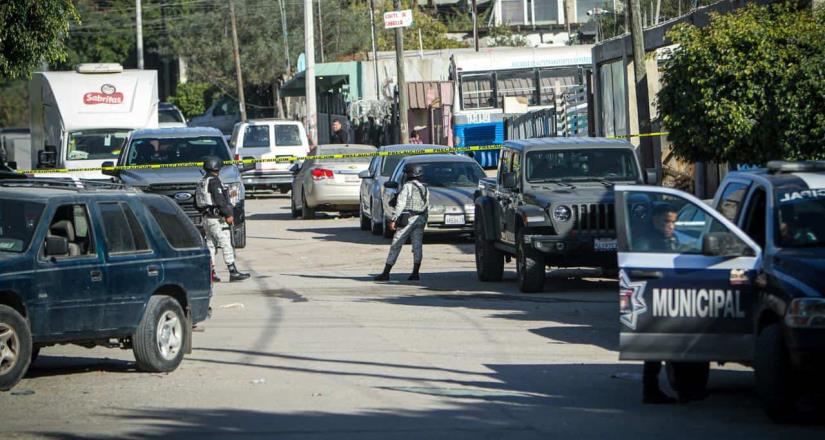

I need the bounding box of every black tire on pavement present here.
[290,195,300,218]
[301,192,315,220]
[0,304,32,391]
[132,296,187,373]
[516,228,545,293]
[665,361,710,402]
[475,216,504,282]
[754,323,799,422]
[232,222,247,249]
[370,200,383,235]
[359,205,370,231]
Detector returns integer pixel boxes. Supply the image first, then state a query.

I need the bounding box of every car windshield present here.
[0,200,45,253]
[125,136,230,165]
[776,189,825,248]
[274,125,302,147]
[159,109,184,123]
[416,162,485,187]
[67,129,131,161]
[525,148,639,183]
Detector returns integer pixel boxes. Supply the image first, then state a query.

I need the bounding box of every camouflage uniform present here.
[386,180,429,265]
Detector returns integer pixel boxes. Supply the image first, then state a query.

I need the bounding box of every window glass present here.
[99,202,149,254]
[67,129,130,161]
[213,99,238,117]
[743,188,767,248]
[498,149,512,184]
[775,187,825,248]
[624,191,748,256]
[0,200,45,253]
[45,204,96,257]
[496,70,537,106]
[418,162,486,187]
[126,136,230,166]
[144,196,203,249]
[159,109,184,123]
[539,68,578,106]
[716,182,750,222]
[461,73,495,110]
[525,148,638,182]
[274,125,303,147]
[382,155,404,177]
[242,125,271,148]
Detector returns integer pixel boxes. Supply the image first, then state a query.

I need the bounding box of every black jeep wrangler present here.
[474,138,651,292]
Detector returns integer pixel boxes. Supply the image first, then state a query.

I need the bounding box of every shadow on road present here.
[26,356,136,378]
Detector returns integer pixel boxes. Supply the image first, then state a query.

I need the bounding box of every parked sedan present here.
[290,144,376,219]
[381,154,485,237]
[358,144,451,235]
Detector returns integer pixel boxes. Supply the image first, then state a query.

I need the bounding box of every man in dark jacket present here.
[330,119,348,144]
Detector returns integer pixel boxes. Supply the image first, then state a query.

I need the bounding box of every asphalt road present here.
[1,194,822,439]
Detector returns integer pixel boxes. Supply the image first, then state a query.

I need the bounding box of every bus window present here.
[461,73,495,110]
[539,68,578,106]
[496,70,537,106]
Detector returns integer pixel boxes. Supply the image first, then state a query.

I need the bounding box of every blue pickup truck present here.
[0,179,212,391]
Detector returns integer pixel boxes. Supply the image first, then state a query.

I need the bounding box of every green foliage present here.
[658,4,825,164]
[169,82,213,119]
[487,25,530,48]
[0,81,28,127]
[55,0,139,70]
[376,6,468,51]
[0,0,79,79]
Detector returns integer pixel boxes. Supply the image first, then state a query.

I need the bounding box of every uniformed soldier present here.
[196,156,251,283]
[374,164,429,281]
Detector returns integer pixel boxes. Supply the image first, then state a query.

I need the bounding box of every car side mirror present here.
[501,172,518,189]
[358,170,370,179]
[702,232,748,257]
[101,161,117,176]
[45,236,69,257]
[384,181,399,190]
[38,149,56,168]
[645,168,658,185]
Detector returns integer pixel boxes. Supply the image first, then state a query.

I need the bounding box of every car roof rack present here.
[0,178,138,192]
[766,161,825,174]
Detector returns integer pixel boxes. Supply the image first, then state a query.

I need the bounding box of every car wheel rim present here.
[0,323,20,375]
[156,311,183,361]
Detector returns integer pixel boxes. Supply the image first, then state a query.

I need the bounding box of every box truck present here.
[29,63,158,179]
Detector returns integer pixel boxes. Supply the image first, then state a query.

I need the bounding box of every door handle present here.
[629,269,663,280]
[90,270,103,282]
[147,265,160,277]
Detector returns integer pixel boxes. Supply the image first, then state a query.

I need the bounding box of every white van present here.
[230,119,309,193]
[29,63,158,179]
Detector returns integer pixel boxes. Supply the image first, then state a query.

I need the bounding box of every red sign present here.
[83,84,124,105]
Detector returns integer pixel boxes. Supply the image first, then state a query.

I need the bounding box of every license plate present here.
[444,214,465,225]
[344,176,360,183]
[594,238,617,252]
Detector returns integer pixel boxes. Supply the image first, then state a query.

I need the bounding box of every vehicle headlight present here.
[430,205,445,214]
[227,183,242,206]
[785,298,825,328]
[464,204,475,214]
[552,205,572,222]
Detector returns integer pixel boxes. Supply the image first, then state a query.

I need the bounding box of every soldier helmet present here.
[203,156,223,172]
[404,164,424,179]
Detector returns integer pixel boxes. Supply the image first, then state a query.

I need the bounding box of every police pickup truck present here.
[616,161,825,421]
[474,138,653,292]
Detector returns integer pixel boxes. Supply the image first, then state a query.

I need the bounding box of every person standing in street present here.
[374,164,429,281]
[196,156,251,283]
[330,119,348,144]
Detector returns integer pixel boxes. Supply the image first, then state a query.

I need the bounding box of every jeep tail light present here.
[234,153,241,161]
[311,168,334,180]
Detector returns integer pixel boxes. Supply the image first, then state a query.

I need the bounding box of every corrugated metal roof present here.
[504,137,632,150]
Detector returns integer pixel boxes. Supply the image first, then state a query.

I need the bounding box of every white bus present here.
[450,46,593,167]
[29,63,158,179]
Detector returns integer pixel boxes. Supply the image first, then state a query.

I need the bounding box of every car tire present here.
[301,191,315,219]
[232,222,247,249]
[359,205,370,231]
[665,361,710,402]
[475,216,504,282]
[290,195,300,219]
[383,217,394,239]
[0,305,32,391]
[516,228,544,293]
[370,200,383,235]
[755,323,798,422]
[132,296,187,373]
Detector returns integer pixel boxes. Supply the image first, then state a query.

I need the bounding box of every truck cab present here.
[615,161,825,421]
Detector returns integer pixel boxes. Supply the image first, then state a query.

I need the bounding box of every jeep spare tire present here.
[133,296,187,373]
[0,305,32,391]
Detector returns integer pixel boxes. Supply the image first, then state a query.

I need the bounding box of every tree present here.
[0,0,79,79]
[376,6,468,51]
[657,4,825,164]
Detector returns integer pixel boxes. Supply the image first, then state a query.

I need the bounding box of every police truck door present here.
[614,185,762,363]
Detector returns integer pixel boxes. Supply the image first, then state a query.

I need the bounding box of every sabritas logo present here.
[83,84,124,105]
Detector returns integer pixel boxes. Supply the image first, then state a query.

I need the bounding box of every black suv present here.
[0,180,211,391]
[615,161,825,421]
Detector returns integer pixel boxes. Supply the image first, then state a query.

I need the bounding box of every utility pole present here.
[471,0,479,51]
[304,0,318,145]
[317,0,325,63]
[368,0,381,99]
[229,0,247,122]
[628,0,654,170]
[393,0,409,143]
[135,0,144,69]
[278,0,291,75]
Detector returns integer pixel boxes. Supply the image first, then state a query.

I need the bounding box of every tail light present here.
[311,168,334,180]
[234,153,241,161]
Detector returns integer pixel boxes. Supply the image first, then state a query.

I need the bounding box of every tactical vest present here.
[196,175,215,209]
